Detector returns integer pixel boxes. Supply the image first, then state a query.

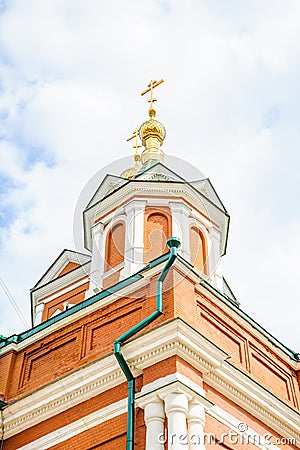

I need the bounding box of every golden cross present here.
[127,129,141,154]
[141,79,164,109]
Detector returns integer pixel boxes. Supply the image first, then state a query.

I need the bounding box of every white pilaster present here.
[188,400,206,450]
[34,302,45,325]
[85,222,104,298]
[209,227,223,291]
[169,202,191,261]
[144,399,166,450]
[164,391,189,449]
[121,200,146,278]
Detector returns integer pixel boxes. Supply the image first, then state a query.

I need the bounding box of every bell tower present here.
[84,79,229,300]
[1,80,299,450]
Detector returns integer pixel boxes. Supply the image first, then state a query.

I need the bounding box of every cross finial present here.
[127,129,142,164]
[127,129,141,153]
[141,79,164,117]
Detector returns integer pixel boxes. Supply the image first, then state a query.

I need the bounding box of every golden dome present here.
[139,108,166,146]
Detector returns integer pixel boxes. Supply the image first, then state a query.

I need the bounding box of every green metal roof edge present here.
[0,399,8,409]
[0,254,170,350]
[1,252,298,363]
[0,272,143,349]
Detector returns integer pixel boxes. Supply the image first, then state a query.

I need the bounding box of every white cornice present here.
[205,365,300,444]
[35,276,89,305]
[84,182,228,252]
[4,354,124,439]
[0,277,149,356]
[33,251,91,290]
[3,319,299,444]
[32,262,91,302]
[131,320,300,444]
[137,373,280,450]
[17,398,127,450]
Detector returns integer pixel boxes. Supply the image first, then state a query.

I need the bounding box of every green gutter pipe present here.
[114,237,181,450]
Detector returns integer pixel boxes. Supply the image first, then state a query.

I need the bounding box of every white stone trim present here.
[83,183,228,253]
[204,364,300,444]
[36,276,89,306]
[121,199,146,278]
[33,302,44,326]
[169,201,191,261]
[3,258,300,376]
[164,391,189,449]
[207,405,279,450]
[3,319,300,445]
[32,263,91,303]
[0,276,149,355]
[16,398,127,450]
[130,322,300,443]
[33,250,91,289]
[137,375,282,450]
[144,397,165,450]
[4,354,123,439]
[85,221,105,296]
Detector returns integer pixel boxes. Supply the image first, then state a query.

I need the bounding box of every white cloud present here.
[0,0,299,352]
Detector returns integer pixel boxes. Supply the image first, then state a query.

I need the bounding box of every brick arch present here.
[144,208,171,263]
[190,226,207,274]
[104,221,125,272]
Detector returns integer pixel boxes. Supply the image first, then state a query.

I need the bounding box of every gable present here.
[32,250,91,290]
[133,162,187,183]
[191,178,227,212]
[86,174,128,210]
[57,262,80,278]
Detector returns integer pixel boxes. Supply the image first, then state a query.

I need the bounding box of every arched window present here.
[190,226,207,273]
[105,222,125,272]
[144,210,171,263]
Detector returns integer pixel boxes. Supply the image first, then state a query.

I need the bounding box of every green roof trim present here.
[0,399,8,410]
[0,253,299,363]
[0,271,143,349]
[0,254,170,351]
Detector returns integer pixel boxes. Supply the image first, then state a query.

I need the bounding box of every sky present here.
[0,0,299,352]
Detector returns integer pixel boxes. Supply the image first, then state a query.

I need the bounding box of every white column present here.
[164,392,189,449]
[34,302,45,325]
[144,400,166,450]
[209,227,223,291]
[169,202,191,261]
[121,200,146,278]
[188,400,206,450]
[85,222,104,298]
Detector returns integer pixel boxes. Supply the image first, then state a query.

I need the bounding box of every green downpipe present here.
[114,237,181,450]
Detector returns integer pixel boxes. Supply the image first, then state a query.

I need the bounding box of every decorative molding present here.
[4,354,124,439]
[32,250,91,290]
[196,281,300,370]
[86,174,128,210]
[1,279,150,357]
[205,367,300,444]
[3,319,300,445]
[136,373,210,408]
[138,374,282,450]
[36,276,89,305]
[83,182,229,253]
[32,264,91,303]
[17,398,127,450]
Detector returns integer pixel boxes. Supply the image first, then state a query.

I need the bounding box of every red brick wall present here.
[144,207,172,263]
[105,221,125,271]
